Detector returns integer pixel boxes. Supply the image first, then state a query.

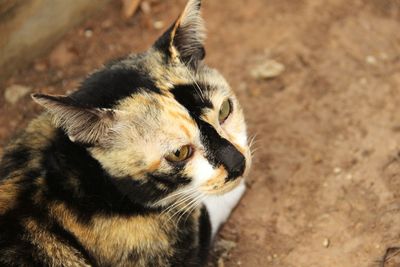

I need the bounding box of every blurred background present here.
[1,0,400,266]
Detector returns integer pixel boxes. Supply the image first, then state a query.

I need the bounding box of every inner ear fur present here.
[32,93,115,144]
[154,0,205,68]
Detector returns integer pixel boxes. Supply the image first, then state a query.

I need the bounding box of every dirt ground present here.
[1,0,400,266]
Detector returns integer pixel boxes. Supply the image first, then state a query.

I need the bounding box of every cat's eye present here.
[219,99,232,124]
[165,145,193,163]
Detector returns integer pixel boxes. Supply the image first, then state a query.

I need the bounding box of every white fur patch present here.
[192,156,216,186]
[236,131,248,147]
[203,180,246,238]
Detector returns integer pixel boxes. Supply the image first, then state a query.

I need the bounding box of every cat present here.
[0,0,251,266]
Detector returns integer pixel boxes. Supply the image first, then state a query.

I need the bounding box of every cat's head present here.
[32,0,251,207]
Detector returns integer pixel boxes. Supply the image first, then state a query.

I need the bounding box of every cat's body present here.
[0,1,251,266]
[0,116,213,266]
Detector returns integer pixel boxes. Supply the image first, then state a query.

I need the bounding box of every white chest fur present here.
[203,180,246,238]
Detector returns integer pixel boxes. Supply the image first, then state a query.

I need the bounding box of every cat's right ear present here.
[154,0,205,69]
[32,93,115,144]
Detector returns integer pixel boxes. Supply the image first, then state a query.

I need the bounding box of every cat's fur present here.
[0,1,251,266]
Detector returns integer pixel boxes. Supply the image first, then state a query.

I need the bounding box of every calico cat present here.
[0,0,251,266]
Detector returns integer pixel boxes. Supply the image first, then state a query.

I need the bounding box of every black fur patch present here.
[69,64,161,109]
[169,215,200,267]
[198,205,211,266]
[171,83,213,118]
[112,171,191,206]
[0,146,30,179]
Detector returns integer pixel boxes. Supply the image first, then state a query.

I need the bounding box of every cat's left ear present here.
[32,93,115,144]
[154,0,205,68]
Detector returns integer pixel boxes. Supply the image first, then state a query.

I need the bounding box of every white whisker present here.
[161,191,196,216]
[176,193,204,225]
[184,66,206,103]
[159,186,203,227]
[155,186,198,206]
[183,194,206,224]
[168,193,199,223]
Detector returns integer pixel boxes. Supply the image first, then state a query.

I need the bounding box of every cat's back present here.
[0,115,79,266]
[0,114,55,215]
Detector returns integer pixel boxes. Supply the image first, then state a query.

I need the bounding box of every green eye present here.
[219,99,232,123]
[165,145,193,162]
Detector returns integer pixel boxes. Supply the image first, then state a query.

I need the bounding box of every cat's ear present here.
[154,0,205,68]
[32,93,115,144]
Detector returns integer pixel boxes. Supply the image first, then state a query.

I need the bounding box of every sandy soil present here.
[1,0,400,266]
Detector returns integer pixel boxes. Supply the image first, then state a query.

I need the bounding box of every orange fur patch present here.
[179,124,191,138]
[147,159,161,173]
[201,167,243,195]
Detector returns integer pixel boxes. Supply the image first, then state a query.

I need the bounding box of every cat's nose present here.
[225,151,246,181]
[230,156,246,178]
[215,143,246,181]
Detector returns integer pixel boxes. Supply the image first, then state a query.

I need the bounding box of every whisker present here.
[183,194,206,224]
[168,194,198,223]
[176,193,204,225]
[162,187,198,201]
[156,186,199,206]
[161,192,196,217]
[171,192,202,224]
[183,66,206,103]
[249,135,259,147]
[155,187,198,206]
[160,189,202,226]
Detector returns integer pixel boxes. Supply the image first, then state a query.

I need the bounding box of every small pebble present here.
[84,29,93,38]
[250,59,285,80]
[333,167,342,174]
[4,84,32,104]
[153,20,164,30]
[365,55,377,65]
[323,238,330,248]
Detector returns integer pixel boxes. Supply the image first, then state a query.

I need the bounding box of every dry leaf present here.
[122,0,141,19]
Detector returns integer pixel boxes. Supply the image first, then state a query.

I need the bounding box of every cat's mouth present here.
[201,177,243,196]
[200,166,243,195]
